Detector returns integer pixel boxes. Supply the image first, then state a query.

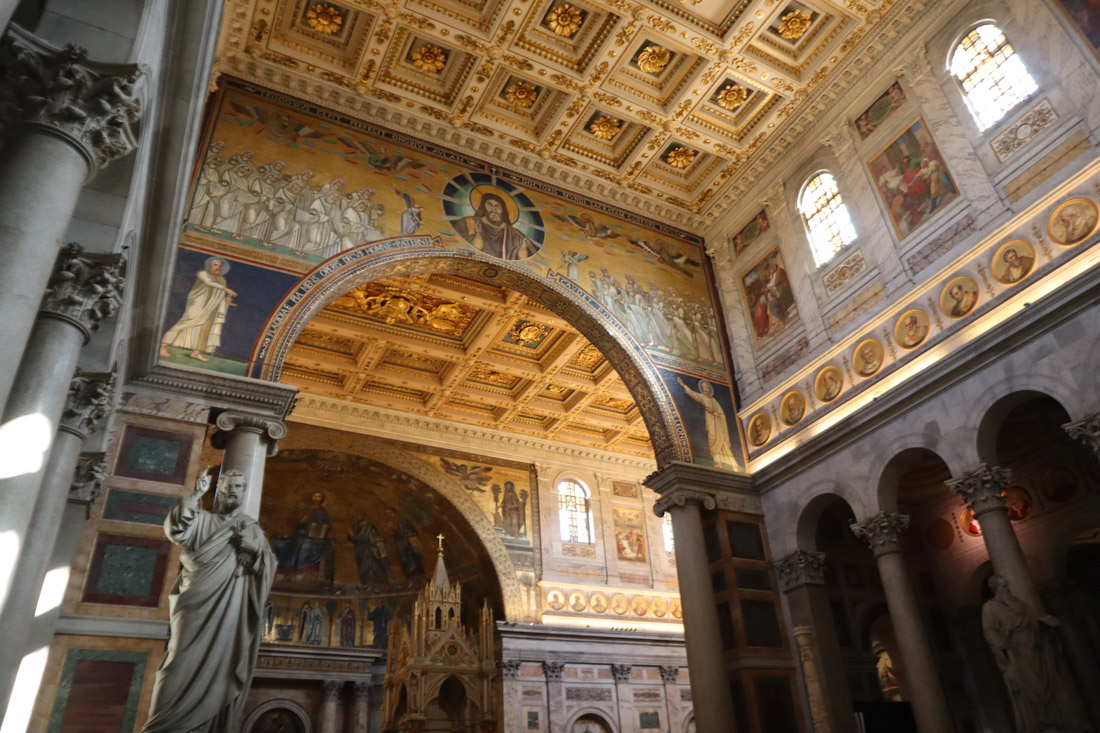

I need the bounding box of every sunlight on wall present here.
[0,413,52,479]
[35,566,71,617]
[0,646,48,733]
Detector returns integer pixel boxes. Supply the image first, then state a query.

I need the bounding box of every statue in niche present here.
[981,575,1091,733]
[142,468,275,733]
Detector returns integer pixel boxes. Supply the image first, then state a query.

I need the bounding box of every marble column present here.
[659,666,683,733]
[775,550,853,733]
[792,627,832,733]
[543,661,565,733]
[820,120,909,293]
[499,661,522,733]
[946,463,1043,610]
[351,681,370,733]
[0,244,123,641]
[209,410,286,518]
[0,27,140,413]
[0,370,114,720]
[1,454,104,733]
[649,482,737,731]
[321,680,343,733]
[611,664,633,733]
[850,512,955,733]
[894,46,1004,227]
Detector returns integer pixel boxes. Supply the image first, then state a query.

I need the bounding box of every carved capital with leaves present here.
[1064,414,1100,460]
[0,26,142,174]
[775,549,826,592]
[60,368,116,439]
[946,461,1012,517]
[499,659,522,679]
[543,661,565,680]
[610,663,632,682]
[659,665,680,683]
[68,451,107,506]
[850,511,909,557]
[41,243,126,340]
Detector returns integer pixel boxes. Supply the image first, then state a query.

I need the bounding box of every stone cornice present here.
[644,461,757,514]
[774,550,827,592]
[946,462,1012,517]
[850,511,909,557]
[0,25,142,176]
[290,393,657,476]
[130,364,298,418]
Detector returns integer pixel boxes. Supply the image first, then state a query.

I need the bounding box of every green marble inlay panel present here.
[48,649,147,733]
[639,711,661,729]
[103,490,178,525]
[125,435,181,477]
[95,545,158,597]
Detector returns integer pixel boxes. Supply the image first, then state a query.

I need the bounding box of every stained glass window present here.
[557,479,593,543]
[950,24,1037,131]
[799,172,857,266]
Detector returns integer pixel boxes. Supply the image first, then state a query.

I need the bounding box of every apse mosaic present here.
[255,445,503,649]
[161,79,746,472]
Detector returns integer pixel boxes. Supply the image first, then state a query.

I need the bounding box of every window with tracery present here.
[950,24,1037,132]
[662,514,675,554]
[799,172,857,266]
[557,479,593,544]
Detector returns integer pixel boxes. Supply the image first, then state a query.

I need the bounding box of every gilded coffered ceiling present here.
[213,0,938,231]
[280,273,654,457]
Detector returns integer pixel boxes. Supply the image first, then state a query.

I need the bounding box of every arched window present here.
[557,479,593,544]
[950,24,1037,132]
[661,513,675,554]
[799,172,857,266]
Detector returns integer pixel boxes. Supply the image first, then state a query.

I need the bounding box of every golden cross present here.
[436,533,445,553]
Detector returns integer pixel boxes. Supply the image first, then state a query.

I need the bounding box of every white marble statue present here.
[981,575,1091,733]
[142,468,275,733]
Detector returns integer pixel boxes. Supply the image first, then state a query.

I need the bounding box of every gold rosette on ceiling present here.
[306,4,344,35]
[778,9,812,40]
[412,45,448,73]
[588,116,621,140]
[545,4,584,37]
[715,84,748,110]
[506,81,539,108]
[665,146,696,169]
[636,45,671,74]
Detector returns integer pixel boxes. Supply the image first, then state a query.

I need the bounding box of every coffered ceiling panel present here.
[281,274,653,457]
[217,0,936,227]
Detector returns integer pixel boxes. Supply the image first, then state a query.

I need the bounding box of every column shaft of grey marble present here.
[666,501,739,732]
[0,317,85,634]
[0,130,88,412]
[220,428,270,519]
[782,584,856,733]
[612,669,633,733]
[0,426,84,722]
[500,675,522,732]
[320,681,341,733]
[350,683,369,733]
[874,550,956,733]
[660,671,683,733]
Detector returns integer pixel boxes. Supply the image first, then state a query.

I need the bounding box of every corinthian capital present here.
[610,664,632,682]
[775,549,826,591]
[543,661,565,680]
[499,660,522,679]
[60,368,116,439]
[0,26,142,174]
[1063,414,1100,460]
[894,44,932,84]
[68,451,107,506]
[946,462,1012,517]
[820,118,854,153]
[850,511,909,557]
[653,488,716,518]
[41,243,126,339]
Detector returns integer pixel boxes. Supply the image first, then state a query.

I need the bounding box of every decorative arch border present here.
[250,236,690,466]
[869,433,969,513]
[563,706,621,733]
[422,672,482,707]
[792,484,867,553]
[968,375,1083,458]
[240,699,313,733]
[682,710,695,733]
[278,435,529,622]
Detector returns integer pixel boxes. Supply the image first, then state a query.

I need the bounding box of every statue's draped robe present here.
[142,501,275,733]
